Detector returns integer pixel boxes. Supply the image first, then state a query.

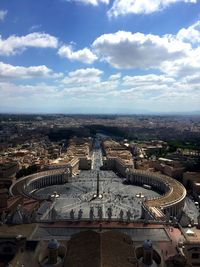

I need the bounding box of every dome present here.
[48,239,59,249]
[143,239,152,250]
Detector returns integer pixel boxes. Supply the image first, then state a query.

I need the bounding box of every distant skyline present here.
[0,0,200,114]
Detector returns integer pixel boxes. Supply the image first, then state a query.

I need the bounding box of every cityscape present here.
[1,0,200,266]
[0,114,200,267]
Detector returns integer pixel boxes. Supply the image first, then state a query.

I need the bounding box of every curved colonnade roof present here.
[129,169,187,210]
[10,168,66,198]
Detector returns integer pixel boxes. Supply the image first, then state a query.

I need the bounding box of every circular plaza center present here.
[34,170,161,220]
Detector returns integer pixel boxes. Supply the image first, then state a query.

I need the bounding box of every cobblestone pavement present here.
[35,139,161,221]
[35,171,160,220]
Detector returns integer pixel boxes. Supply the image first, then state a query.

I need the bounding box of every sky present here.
[0,0,200,114]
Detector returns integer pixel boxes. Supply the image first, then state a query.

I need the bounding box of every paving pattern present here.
[34,139,161,221]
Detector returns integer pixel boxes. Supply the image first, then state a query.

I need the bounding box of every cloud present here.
[182,74,200,84]
[62,68,103,85]
[1,70,200,113]
[29,24,42,32]
[118,74,175,101]
[122,74,175,86]
[109,73,121,80]
[0,82,60,106]
[177,21,200,44]
[93,31,189,69]
[0,32,58,56]
[0,10,7,21]
[1,20,200,113]
[61,68,121,98]
[158,21,200,77]
[160,45,200,77]
[68,67,102,77]
[58,45,97,64]
[0,62,62,79]
[92,22,200,80]
[64,0,109,6]
[108,0,197,17]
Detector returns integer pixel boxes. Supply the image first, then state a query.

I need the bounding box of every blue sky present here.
[0,0,200,114]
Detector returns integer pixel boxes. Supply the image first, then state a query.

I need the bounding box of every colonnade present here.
[25,173,65,194]
[127,171,169,194]
[10,168,69,200]
[128,170,186,220]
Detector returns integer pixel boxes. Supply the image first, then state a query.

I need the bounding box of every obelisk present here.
[97,171,100,197]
